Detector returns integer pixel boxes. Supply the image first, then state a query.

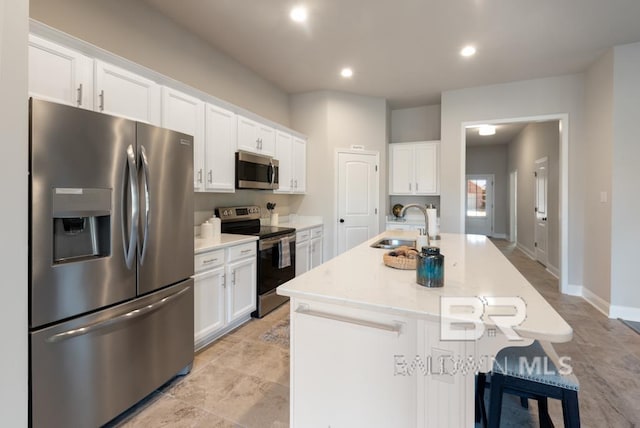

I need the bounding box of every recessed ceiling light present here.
[478,125,496,136]
[340,68,353,78]
[290,6,308,23]
[460,45,477,57]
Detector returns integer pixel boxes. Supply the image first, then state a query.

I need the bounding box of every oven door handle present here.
[259,234,296,250]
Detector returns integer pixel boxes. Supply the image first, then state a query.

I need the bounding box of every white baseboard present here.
[581,287,611,317]
[563,283,583,297]
[491,233,508,239]
[516,242,536,260]
[609,305,640,322]
[546,263,560,279]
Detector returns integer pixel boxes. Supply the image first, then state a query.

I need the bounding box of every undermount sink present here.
[370,238,416,249]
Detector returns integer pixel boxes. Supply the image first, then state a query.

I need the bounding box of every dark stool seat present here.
[477,340,580,428]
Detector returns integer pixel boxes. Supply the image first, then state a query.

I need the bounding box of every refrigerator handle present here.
[45,285,190,343]
[138,145,151,265]
[122,145,139,269]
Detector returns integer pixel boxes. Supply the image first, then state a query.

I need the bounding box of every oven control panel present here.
[215,205,261,222]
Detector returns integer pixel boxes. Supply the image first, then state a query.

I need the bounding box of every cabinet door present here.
[95,60,161,125]
[274,131,293,193]
[295,240,310,276]
[205,104,236,192]
[310,237,322,269]
[227,257,257,322]
[257,123,275,156]
[415,143,439,195]
[291,301,417,427]
[161,87,205,191]
[28,35,94,110]
[193,266,226,346]
[237,115,260,153]
[389,144,415,195]
[292,136,307,193]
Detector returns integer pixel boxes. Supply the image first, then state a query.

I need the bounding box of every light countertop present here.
[194,233,258,254]
[277,230,572,343]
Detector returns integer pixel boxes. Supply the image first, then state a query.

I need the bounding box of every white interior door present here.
[534,158,548,266]
[465,174,494,236]
[337,151,379,255]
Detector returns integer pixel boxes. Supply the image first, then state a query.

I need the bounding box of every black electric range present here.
[215,206,296,317]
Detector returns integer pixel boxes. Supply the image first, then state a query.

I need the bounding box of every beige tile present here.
[216,339,290,386]
[113,392,239,428]
[168,364,289,428]
[193,336,242,373]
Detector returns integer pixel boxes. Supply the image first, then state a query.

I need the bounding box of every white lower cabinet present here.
[295,226,323,276]
[193,241,257,350]
[290,299,417,427]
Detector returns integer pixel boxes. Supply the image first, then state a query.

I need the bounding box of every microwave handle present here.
[268,160,275,185]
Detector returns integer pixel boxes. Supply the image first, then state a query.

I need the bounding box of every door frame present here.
[334,149,380,257]
[461,114,569,295]
[464,174,495,236]
[509,170,518,243]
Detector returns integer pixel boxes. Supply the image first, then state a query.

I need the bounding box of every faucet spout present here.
[399,203,430,246]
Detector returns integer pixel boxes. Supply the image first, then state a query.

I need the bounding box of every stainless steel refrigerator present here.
[29,99,195,427]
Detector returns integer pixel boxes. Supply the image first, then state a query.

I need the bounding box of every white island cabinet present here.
[278,231,573,427]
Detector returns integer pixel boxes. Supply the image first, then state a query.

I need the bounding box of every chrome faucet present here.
[399,203,430,246]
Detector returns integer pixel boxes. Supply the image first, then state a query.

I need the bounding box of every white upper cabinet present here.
[275,132,307,194]
[95,60,161,125]
[204,103,237,192]
[292,136,307,193]
[275,131,293,193]
[389,141,440,195]
[28,34,94,110]
[161,87,205,190]
[237,115,275,157]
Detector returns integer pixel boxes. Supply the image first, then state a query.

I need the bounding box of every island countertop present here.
[277,230,572,343]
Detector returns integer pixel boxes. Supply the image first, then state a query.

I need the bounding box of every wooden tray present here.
[383,252,417,270]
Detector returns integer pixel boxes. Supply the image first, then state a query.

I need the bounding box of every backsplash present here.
[388,195,440,216]
[194,191,304,226]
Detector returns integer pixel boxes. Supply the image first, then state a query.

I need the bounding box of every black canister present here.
[416,246,444,287]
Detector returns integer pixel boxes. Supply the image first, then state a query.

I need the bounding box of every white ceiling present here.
[142,0,640,108]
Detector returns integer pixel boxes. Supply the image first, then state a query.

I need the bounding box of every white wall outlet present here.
[600,191,608,203]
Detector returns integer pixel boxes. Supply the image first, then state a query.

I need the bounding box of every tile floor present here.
[109,240,640,427]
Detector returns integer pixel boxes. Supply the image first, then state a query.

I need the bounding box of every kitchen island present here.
[277,231,572,428]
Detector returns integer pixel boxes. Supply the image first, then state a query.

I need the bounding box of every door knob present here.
[339,219,345,223]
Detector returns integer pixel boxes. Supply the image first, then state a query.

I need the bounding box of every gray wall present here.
[0,0,28,424]
[465,145,509,237]
[584,50,614,304]
[507,122,560,272]
[388,105,441,216]
[440,74,585,289]
[291,91,388,261]
[30,0,290,126]
[611,42,640,314]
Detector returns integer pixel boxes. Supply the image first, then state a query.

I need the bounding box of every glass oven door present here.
[258,233,296,295]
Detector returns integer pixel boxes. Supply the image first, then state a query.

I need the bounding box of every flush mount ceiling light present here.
[290,6,308,23]
[340,67,353,78]
[478,125,496,136]
[460,45,477,57]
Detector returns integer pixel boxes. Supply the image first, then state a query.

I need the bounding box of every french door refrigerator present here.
[29,99,194,427]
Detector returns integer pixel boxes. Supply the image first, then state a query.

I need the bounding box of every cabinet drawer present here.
[194,249,224,273]
[228,242,257,262]
[311,227,323,239]
[296,230,311,242]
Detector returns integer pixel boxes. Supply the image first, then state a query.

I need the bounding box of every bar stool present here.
[477,340,580,428]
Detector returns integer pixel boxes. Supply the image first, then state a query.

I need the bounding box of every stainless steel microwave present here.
[235,151,279,190]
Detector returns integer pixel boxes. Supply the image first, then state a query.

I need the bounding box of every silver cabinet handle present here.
[295,304,402,335]
[202,258,218,264]
[294,179,298,188]
[416,183,419,192]
[99,90,105,111]
[222,274,226,287]
[240,249,252,254]
[76,83,83,106]
[138,145,151,265]
[256,138,260,149]
[198,169,203,184]
[409,182,412,191]
[232,270,236,284]
[208,170,213,183]
[122,145,139,269]
[46,286,190,343]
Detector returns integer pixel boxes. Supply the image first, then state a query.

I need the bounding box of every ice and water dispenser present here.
[52,188,111,264]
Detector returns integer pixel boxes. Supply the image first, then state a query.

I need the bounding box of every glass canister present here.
[416,246,444,287]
